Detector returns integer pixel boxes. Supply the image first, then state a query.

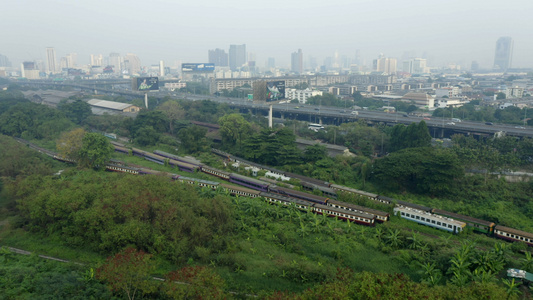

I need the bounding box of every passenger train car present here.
[394,206,466,234]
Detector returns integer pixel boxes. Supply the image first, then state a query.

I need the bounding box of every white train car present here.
[394,206,466,233]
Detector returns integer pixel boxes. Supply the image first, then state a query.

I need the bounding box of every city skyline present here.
[2,0,533,69]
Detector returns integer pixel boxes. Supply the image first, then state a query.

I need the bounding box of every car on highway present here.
[515,126,526,129]
[294,106,299,109]
[485,122,494,125]
[446,122,455,125]
[351,111,359,115]
[423,117,431,120]
[403,114,409,117]
[314,107,319,111]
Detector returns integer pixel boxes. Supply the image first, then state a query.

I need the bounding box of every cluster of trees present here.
[388,121,432,152]
[9,172,234,263]
[433,102,533,125]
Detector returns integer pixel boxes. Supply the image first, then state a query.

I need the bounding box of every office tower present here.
[208,48,229,67]
[229,44,246,71]
[291,49,303,74]
[65,53,77,68]
[493,37,513,71]
[266,57,276,69]
[0,54,11,67]
[403,58,428,74]
[159,60,165,76]
[373,55,397,74]
[124,53,141,75]
[90,54,104,66]
[108,53,123,73]
[46,47,57,73]
[471,61,479,71]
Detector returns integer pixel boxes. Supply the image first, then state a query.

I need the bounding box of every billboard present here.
[132,77,159,91]
[266,81,285,102]
[182,63,215,72]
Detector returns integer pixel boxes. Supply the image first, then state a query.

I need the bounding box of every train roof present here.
[315,203,375,219]
[395,206,466,227]
[154,150,201,165]
[260,192,314,207]
[395,199,432,212]
[273,186,328,202]
[285,172,329,187]
[229,173,270,186]
[220,183,262,195]
[495,225,533,240]
[327,199,390,217]
[329,184,378,198]
[432,209,495,227]
[176,176,219,186]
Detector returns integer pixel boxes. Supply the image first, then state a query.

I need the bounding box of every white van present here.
[451,118,461,122]
[351,111,359,115]
[308,123,325,132]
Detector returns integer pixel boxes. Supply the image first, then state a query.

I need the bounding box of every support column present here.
[269,104,273,128]
[144,93,148,109]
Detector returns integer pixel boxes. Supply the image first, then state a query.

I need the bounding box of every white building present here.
[435,86,461,98]
[435,98,469,108]
[286,88,323,104]
[506,86,524,99]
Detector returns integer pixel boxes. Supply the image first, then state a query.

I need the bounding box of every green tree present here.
[218,113,252,151]
[56,128,86,161]
[78,132,114,170]
[157,100,185,135]
[304,144,327,163]
[134,126,160,146]
[496,92,506,100]
[178,125,209,153]
[58,99,92,124]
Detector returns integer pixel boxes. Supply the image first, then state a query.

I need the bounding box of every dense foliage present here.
[9,172,234,263]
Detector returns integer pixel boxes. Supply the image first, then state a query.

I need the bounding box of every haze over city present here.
[3,0,533,69]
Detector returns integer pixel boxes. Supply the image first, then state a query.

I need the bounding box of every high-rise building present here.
[124,53,141,75]
[229,44,246,71]
[291,49,303,74]
[0,54,12,67]
[266,57,276,69]
[403,58,428,74]
[208,48,229,67]
[493,37,513,71]
[90,54,104,66]
[108,53,123,73]
[159,60,165,77]
[65,53,77,68]
[46,47,57,73]
[373,55,397,74]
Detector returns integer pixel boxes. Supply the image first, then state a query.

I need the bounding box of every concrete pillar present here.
[144,93,148,109]
[269,104,273,128]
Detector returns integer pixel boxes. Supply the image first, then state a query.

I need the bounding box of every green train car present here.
[432,208,495,234]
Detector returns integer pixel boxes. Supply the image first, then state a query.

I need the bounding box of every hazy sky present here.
[3,0,532,69]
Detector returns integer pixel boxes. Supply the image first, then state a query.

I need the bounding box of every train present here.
[15,137,533,246]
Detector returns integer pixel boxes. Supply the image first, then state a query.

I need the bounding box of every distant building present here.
[90,54,103,67]
[493,37,513,71]
[435,86,461,98]
[506,86,524,99]
[208,48,229,67]
[229,44,246,71]
[0,54,11,67]
[403,58,429,74]
[124,53,141,75]
[87,99,141,115]
[286,88,322,104]
[402,92,435,108]
[21,61,40,79]
[291,49,303,74]
[108,53,123,74]
[373,55,397,74]
[46,47,57,74]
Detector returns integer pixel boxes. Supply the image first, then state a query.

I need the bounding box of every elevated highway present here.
[18,80,533,139]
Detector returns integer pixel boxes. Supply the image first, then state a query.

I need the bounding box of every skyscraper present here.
[108,53,123,73]
[493,37,513,71]
[291,49,303,74]
[90,54,103,66]
[0,54,11,67]
[208,48,229,67]
[124,53,141,75]
[46,47,57,73]
[229,44,246,71]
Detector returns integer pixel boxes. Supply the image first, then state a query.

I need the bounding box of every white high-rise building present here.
[159,60,165,77]
[108,53,123,73]
[46,47,57,73]
[66,53,77,68]
[124,53,141,75]
[90,54,104,66]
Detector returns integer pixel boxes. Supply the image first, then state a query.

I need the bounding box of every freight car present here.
[229,173,270,193]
